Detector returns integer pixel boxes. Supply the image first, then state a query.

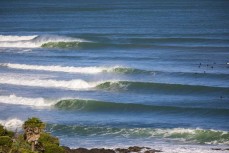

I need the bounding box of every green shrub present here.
[0,124,15,137]
[44,144,65,153]
[23,117,45,130]
[0,125,4,136]
[0,136,13,147]
[18,148,35,153]
[39,133,59,146]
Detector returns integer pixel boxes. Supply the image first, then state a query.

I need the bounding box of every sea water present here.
[0,0,229,152]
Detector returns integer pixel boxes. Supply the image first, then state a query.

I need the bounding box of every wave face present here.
[0,76,99,90]
[96,81,229,94]
[2,63,145,74]
[54,99,229,116]
[0,35,87,48]
[47,124,229,145]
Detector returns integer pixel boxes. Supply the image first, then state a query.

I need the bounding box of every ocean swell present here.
[54,99,229,116]
[96,81,229,94]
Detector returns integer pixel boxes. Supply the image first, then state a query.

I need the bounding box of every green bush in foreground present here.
[0,117,65,153]
[0,136,13,147]
[0,125,14,137]
[39,132,59,146]
[43,144,65,153]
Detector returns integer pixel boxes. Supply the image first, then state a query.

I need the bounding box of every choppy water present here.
[0,0,229,152]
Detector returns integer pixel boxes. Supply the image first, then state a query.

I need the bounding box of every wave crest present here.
[0,35,87,48]
[3,63,145,74]
[0,76,99,90]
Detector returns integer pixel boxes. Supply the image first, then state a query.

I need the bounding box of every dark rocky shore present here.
[63,146,162,153]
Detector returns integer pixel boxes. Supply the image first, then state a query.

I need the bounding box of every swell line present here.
[96,81,229,95]
[54,99,229,116]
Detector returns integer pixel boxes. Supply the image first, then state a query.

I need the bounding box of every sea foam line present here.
[0,76,102,90]
[0,35,88,48]
[3,63,120,74]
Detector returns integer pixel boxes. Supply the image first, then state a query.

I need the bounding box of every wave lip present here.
[0,35,88,48]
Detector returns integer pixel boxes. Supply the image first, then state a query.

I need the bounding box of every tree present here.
[23,117,45,152]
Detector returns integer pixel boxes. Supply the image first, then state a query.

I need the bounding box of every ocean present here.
[0,0,229,152]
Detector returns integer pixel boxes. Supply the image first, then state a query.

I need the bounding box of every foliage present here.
[38,132,59,146]
[43,144,65,153]
[0,125,4,136]
[0,124,14,137]
[23,117,45,130]
[12,135,31,151]
[0,136,13,147]
[0,118,66,153]
[18,148,37,153]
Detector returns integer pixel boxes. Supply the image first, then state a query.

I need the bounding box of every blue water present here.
[0,0,229,151]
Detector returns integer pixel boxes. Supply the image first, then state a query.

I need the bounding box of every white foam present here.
[0,118,23,131]
[4,63,120,74]
[0,35,38,41]
[0,76,100,90]
[0,35,87,48]
[156,144,229,153]
[0,94,52,107]
[151,128,197,136]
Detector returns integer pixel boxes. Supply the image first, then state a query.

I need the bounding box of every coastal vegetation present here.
[0,117,65,153]
[0,117,163,153]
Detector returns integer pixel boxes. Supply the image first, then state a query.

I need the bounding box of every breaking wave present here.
[47,124,229,145]
[0,76,100,90]
[0,94,52,107]
[0,35,88,48]
[2,63,149,74]
[0,118,24,131]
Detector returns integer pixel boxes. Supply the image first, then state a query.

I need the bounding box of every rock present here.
[144,149,162,153]
[128,146,144,152]
[68,147,90,153]
[115,148,130,153]
[62,146,162,153]
[62,146,72,153]
[211,148,222,150]
[90,148,115,153]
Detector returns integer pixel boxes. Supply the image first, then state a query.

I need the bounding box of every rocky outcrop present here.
[63,146,162,153]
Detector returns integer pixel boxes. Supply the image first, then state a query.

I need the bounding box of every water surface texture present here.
[0,0,229,152]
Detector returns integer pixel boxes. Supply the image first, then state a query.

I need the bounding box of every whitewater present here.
[0,35,88,48]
